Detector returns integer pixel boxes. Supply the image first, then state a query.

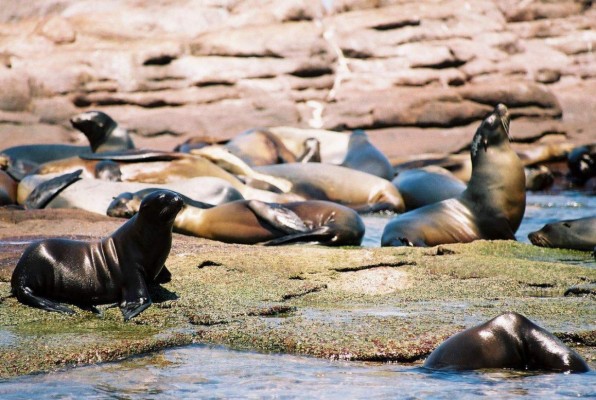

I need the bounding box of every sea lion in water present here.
[424,312,590,372]
[391,166,465,210]
[17,174,243,215]
[11,190,183,320]
[254,163,405,213]
[340,130,394,180]
[108,191,365,246]
[382,104,526,247]
[528,216,596,251]
[0,111,134,179]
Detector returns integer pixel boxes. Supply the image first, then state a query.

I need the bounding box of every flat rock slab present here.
[0,208,594,378]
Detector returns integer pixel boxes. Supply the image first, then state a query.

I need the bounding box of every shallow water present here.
[362,191,596,248]
[1,345,594,399]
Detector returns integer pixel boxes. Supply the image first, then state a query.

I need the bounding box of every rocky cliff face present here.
[0,0,594,158]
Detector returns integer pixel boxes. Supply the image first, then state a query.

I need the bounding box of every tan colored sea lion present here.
[254,163,405,213]
[382,104,525,247]
[108,191,365,246]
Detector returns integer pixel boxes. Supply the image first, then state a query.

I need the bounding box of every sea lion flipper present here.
[153,266,172,284]
[16,286,76,315]
[120,300,152,321]
[247,200,308,234]
[262,226,334,246]
[24,169,83,209]
[119,269,154,321]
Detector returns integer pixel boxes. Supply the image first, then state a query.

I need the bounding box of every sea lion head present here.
[70,111,118,152]
[471,103,511,158]
[138,189,184,224]
[94,160,122,182]
[107,192,141,218]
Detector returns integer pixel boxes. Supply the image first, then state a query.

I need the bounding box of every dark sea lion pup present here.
[382,104,525,246]
[424,312,590,373]
[11,190,183,320]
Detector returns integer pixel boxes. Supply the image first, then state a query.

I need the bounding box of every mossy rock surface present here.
[0,209,594,378]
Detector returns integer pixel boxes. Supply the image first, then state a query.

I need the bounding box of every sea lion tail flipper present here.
[15,286,76,315]
[262,226,334,246]
[247,200,309,234]
[24,169,83,209]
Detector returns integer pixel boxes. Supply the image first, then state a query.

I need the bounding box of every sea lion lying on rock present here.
[108,190,365,246]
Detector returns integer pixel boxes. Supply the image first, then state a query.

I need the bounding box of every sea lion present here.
[393,153,472,183]
[0,110,134,179]
[69,110,135,152]
[11,190,183,320]
[296,138,321,163]
[340,130,394,180]
[224,128,297,166]
[0,169,17,205]
[524,165,554,191]
[424,312,590,372]
[567,144,595,187]
[17,174,243,215]
[382,104,526,247]
[36,151,301,204]
[268,126,350,164]
[94,160,122,181]
[108,191,365,246]
[391,166,465,210]
[528,216,596,251]
[254,163,405,213]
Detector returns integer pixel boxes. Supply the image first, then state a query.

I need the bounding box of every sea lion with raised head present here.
[528,216,596,251]
[382,104,526,247]
[108,191,365,246]
[424,312,590,372]
[340,130,394,180]
[11,190,183,320]
[0,111,134,179]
